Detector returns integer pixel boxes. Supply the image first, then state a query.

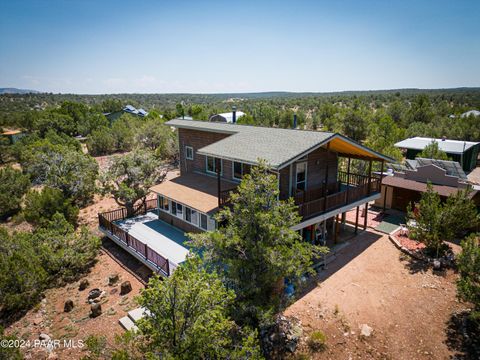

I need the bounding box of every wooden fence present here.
[98,199,170,276]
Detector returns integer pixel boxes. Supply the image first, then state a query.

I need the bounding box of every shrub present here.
[457,234,480,321]
[307,330,327,352]
[0,166,30,219]
[23,187,79,226]
[87,126,116,156]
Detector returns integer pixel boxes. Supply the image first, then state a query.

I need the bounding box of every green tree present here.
[457,234,480,321]
[137,256,262,359]
[22,141,98,205]
[417,140,450,160]
[0,327,23,360]
[23,187,79,226]
[134,120,177,159]
[0,166,30,219]
[87,126,116,155]
[365,113,403,161]
[0,228,48,316]
[102,149,167,216]
[408,184,478,257]
[189,161,325,326]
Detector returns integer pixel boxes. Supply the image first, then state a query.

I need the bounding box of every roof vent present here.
[293,114,297,129]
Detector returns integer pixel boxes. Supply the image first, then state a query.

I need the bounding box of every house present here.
[209,109,245,123]
[461,110,480,118]
[375,158,479,212]
[394,137,480,172]
[104,104,149,122]
[0,129,24,144]
[99,119,393,276]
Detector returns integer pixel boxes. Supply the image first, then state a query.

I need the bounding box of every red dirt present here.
[345,205,384,229]
[392,229,426,251]
[285,231,468,360]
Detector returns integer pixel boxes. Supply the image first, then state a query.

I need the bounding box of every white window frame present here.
[206,156,222,175]
[295,161,308,191]
[158,196,209,231]
[199,213,208,230]
[232,161,244,181]
[185,146,194,160]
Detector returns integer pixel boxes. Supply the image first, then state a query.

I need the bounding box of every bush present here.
[0,166,30,219]
[457,234,480,321]
[23,187,79,227]
[87,126,116,156]
[0,327,23,360]
[307,330,327,352]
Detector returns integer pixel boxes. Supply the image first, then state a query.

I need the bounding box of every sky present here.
[0,0,479,94]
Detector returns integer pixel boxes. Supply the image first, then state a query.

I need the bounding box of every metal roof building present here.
[394,137,480,172]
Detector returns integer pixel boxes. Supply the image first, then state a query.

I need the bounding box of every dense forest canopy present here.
[1,88,480,163]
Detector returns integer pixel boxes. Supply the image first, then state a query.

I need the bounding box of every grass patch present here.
[307,330,327,352]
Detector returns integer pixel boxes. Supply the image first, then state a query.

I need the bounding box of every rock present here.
[100,290,107,298]
[108,273,119,286]
[39,333,51,341]
[120,281,132,295]
[360,324,373,337]
[88,288,102,300]
[433,259,442,270]
[33,317,43,326]
[79,279,89,291]
[63,300,74,313]
[90,303,102,318]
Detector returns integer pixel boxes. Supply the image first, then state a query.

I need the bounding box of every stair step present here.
[127,307,148,322]
[118,316,138,332]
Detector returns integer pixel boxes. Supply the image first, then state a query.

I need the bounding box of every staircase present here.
[118,307,149,331]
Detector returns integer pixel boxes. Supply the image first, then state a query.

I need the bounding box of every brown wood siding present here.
[306,147,338,189]
[158,210,203,234]
[178,128,231,175]
[279,167,290,200]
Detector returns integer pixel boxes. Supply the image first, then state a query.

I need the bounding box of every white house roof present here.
[394,137,480,154]
[210,111,245,123]
[461,110,480,118]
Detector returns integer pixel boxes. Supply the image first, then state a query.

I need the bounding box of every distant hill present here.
[0,88,40,94]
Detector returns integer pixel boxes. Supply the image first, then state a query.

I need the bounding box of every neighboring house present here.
[461,110,480,118]
[0,129,25,144]
[209,110,245,123]
[99,119,392,276]
[104,104,149,122]
[394,137,480,172]
[375,159,479,212]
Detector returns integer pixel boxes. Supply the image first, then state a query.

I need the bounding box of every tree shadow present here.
[445,310,480,359]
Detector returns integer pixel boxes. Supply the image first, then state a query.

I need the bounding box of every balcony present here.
[295,171,381,219]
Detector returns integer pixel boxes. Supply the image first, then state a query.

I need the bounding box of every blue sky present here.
[0,0,479,94]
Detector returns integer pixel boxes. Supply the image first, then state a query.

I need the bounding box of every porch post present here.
[363,202,368,230]
[323,143,330,211]
[346,157,351,204]
[216,158,221,208]
[334,215,339,244]
[367,160,372,195]
[355,206,359,234]
[383,186,388,212]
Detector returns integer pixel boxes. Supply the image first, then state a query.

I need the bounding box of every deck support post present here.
[383,185,388,212]
[323,143,330,211]
[355,206,359,234]
[145,243,148,261]
[363,202,368,230]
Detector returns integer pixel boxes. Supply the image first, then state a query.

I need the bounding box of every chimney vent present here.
[232,106,237,123]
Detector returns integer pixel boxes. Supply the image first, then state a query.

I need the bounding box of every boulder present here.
[108,273,119,286]
[120,281,132,295]
[433,259,442,271]
[90,303,102,318]
[39,333,51,341]
[88,288,102,300]
[78,279,89,291]
[360,324,373,337]
[63,300,74,313]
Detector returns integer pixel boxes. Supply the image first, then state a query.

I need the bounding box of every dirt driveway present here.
[285,231,467,359]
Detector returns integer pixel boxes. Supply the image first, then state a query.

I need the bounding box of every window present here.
[185,207,198,225]
[200,213,208,230]
[233,161,243,180]
[296,161,307,191]
[206,156,222,175]
[171,201,183,218]
[159,196,169,211]
[185,146,194,160]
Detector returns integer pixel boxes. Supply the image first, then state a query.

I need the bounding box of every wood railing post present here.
[346,157,351,204]
[166,260,170,276]
[126,232,130,247]
[367,160,372,195]
[145,244,148,260]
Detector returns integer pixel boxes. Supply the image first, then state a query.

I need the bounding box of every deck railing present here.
[98,199,170,276]
[297,173,380,219]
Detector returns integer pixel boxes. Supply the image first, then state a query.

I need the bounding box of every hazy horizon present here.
[1,0,479,94]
